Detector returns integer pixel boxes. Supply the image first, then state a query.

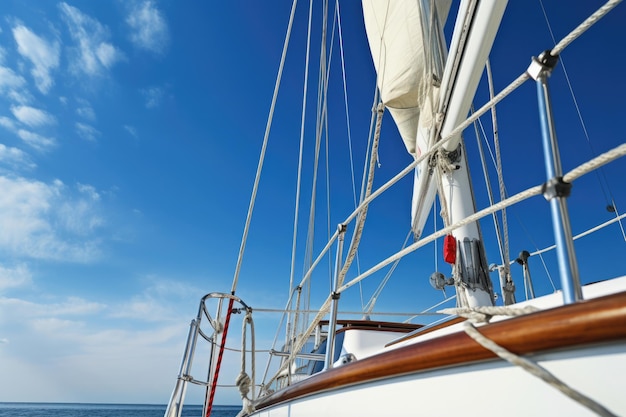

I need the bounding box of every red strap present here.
[205,297,235,417]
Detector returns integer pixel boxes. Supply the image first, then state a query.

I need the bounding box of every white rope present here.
[440,305,539,323]
[329,69,531,241]
[236,311,256,417]
[339,104,384,287]
[542,0,626,243]
[338,143,626,295]
[262,104,386,391]
[336,0,367,310]
[463,322,618,417]
[441,304,618,415]
[551,0,622,56]
[564,143,626,183]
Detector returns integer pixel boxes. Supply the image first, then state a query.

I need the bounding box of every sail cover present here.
[362,0,451,156]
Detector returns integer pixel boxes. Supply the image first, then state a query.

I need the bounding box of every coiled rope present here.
[236,310,256,417]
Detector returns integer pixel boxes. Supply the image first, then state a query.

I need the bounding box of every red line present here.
[205,297,235,417]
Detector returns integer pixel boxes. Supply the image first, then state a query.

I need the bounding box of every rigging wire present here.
[363,229,413,316]
[474,116,558,293]
[530,212,626,257]
[540,0,626,242]
[473,112,504,261]
[335,0,366,311]
[301,0,329,332]
[286,0,314,350]
[230,0,298,294]
[471,59,516,300]
[486,61,512,275]
[325,0,337,292]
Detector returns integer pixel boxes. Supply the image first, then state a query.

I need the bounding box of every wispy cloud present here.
[75,98,95,121]
[124,125,138,137]
[17,129,57,151]
[57,183,104,236]
[141,86,163,108]
[0,176,104,262]
[0,66,26,96]
[59,2,123,77]
[126,1,169,55]
[0,144,36,171]
[11,105,56,127]
[0,116,17,131]
[0,263,32,292]
[12,25,60,94]
[75,122,100,142]
[0,111,56,152]
[0,276,207,403]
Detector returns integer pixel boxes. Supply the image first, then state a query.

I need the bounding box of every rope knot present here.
[236,371,251,397]
[212,319,224,333]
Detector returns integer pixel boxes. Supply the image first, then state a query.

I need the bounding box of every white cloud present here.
[75,122,100,142]
[0,263,32,291]
[0,66,27,95]
[7,89,32,104]
[95,43,118,69]
[77,183,100,201]
[0,176,103,262]
[0,116,56,153]
[12,25,60,94]
[0,116,17,131]
[142,86,163,108]
[0,143,36,171]
[11,105,56,127]
[17,129,57,151]
[126,1,169,55]
[57,184,104,236]
[110,278,200,322]
[75,98,95,120]
[59,2,124,77]
[0,277,222,404]
[124,125,138,137]
[46,297,105,316]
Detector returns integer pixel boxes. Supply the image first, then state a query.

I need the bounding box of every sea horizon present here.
[0,401,241,407]
[0,402,241,417]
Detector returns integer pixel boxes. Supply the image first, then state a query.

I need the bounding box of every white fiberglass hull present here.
[249,342,625,416]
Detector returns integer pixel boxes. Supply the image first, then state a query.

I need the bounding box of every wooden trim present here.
[255,291,626,410]
[321,319,423,333]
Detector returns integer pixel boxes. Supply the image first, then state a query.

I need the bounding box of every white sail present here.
[363,0,451,239]
[362,0,450,155]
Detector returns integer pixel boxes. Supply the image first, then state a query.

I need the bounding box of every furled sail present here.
[362,0,451,239]
[362,0,451,156]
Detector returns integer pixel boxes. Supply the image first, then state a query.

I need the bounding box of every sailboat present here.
[165,0,626,416]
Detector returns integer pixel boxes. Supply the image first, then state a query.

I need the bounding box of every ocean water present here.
[0,403,240,417]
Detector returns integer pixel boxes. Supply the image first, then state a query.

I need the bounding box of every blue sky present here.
[0,0,624,407]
